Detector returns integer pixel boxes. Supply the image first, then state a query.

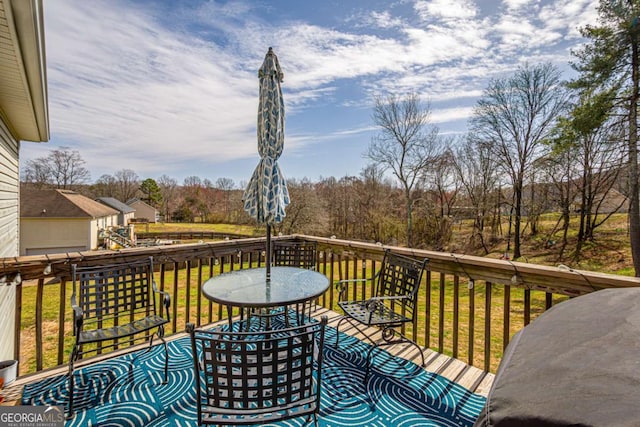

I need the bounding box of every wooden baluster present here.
[524,288,531,326]
[196,259,203,327]
[468,278,475,366]
[57,277,66,365]
[185,260,191,325]
[172,261,179,334]
[424,270,432,349]
[438,272,446,353]
[503,285,511,351]
[36,278,44,371]
[484,282,492,372]
[453,275,459,359]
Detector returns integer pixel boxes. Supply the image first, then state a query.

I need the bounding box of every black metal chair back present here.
[265,241,319,325]
[273,241,318,270]
[73,260,158,336]
[67,257,169,419]
[374,250,424,324]
[187,316,327,426]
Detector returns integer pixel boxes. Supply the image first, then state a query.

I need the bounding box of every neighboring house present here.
[20,189,118,256]
[97,197,136,226]
[127,198,158,223]
[0,0,49,362]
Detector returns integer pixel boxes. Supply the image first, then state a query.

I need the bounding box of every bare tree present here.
[471,63,568,259]
[537,149,579,260]
[114,169,140,202]
[91,174,118,197]
[553,90,626,259]
[367,92,439,247]
[21,158,50,188]
[21,147,90,189]
[157,174,178,221]
[452,137,499,253]
[216,177,235,222]
[278,178,327,235]
[356,164,399,243]
[181,176,208,222]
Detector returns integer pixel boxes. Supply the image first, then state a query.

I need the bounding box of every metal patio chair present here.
[67,256,170,419]
[186,315,328,426]
[246,240,320,328]
[334,249,428,378]
[273,240,319,323]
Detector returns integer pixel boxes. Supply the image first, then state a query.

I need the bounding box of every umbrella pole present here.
[266,224,271,281]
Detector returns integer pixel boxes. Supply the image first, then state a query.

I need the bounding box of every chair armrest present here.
[152,281,171,316]
[335,277,371,302]
[368,295,409,302]
[70,293,83,334]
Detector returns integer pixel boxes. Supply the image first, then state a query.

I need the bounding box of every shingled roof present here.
[21,189,119,218]
[96,197,135,214]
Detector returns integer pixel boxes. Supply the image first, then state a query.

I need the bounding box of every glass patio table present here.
[202,266,330,328]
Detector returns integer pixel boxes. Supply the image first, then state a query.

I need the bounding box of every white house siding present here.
[90,214,118,249]
[0,121,19,257]
[0,121,19,361]
[123,211,135,226]
[0,286,15,361]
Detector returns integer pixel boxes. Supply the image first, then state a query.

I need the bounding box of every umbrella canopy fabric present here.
[243,47,290,225]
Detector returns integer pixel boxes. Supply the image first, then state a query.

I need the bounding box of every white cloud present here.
[503,0,536,11]
[43,0,260,178]
[414,0,477,21]
[31,0,596,182]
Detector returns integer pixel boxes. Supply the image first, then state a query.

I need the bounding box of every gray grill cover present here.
[474,287,640,427]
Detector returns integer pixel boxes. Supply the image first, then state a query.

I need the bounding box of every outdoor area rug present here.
[22,316,486,426]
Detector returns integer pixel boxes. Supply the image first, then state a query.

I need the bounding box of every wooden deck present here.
[1,307,494,406]
[310,306,494,397]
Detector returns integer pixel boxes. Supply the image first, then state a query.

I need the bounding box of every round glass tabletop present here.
[202,266,330,308]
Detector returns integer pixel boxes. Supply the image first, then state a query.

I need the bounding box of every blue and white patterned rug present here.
[22,317,486,426]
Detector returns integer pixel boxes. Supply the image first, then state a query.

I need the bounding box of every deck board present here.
[310,306,494,397]
[1,306,494,406]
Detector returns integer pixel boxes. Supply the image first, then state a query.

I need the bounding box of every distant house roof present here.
[96,197,135,214]
[21,189,118,218]
[126,198,155,209]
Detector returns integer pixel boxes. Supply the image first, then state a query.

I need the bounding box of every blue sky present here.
[21,0,598,187]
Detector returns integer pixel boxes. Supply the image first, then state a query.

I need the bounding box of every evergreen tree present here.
[140,178,163,207]
[570,0,640,275]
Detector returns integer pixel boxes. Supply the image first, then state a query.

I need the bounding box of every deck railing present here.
[4,234,640,377]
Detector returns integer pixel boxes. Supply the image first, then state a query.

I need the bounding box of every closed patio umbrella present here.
[243,47,290,281]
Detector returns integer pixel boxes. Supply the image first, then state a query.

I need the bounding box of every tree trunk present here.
[513,180,523,259]
[406,188,413,247]
[629,34,640,276]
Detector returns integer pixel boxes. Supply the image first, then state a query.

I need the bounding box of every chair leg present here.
[364,327,426,380]
[66,345,78,420]
[284,305,290,327]
[333,316,348,347]
[158,325,168,384]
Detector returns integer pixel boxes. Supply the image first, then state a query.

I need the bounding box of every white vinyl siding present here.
[0,120,19,258]
[0,285,15,361]
[0,120,18,362]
